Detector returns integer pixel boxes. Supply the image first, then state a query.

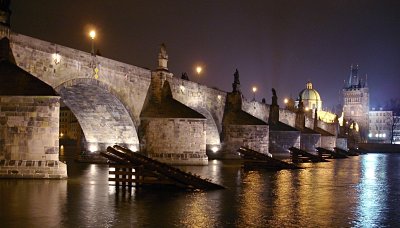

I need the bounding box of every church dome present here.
[298,81,321,101]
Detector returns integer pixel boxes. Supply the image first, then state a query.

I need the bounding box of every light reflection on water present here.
[354,154,389,228]
[0,154,400,227]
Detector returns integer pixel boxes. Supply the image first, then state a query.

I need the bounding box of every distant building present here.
[392,116,400,144]
[60,105,82,140]
[295,81,336,123]
[368,110,393,143]
[296,81,322,111]
[342,65,369,140]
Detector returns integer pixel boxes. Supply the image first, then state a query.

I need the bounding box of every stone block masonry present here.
[320,136,336,151]
[336,138,348,150]
[269,131,301,159]
[141,118,208,165]
[222,125,269,159]
[300,133,321,152]
[0,96,60,161]
[0,160,67,179]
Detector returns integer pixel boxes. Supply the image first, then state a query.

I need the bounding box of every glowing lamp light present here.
[211,146,219,153]
[129,145,138,152]
[52,52,61,65]
[252,86,257,93]
[89,30,96,40]
[368,133,372,138]
[59,133,64,138]
[88,144,98,153]
[196,66,202,74]
[305,107,310,111]
[383,133,386,138]
[284,98,289,104]
[179,85,185,92]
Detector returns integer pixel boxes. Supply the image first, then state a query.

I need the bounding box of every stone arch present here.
[55,79,139,152]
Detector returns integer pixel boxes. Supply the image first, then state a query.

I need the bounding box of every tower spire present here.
[348,64,353,87]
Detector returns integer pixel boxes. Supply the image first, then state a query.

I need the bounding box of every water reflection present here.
[355,154,389,227]
[237,171,268,227]
[1,155,400,227]
[0,179,67,227]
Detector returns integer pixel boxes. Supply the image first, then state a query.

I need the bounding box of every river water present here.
[1,153,400,227]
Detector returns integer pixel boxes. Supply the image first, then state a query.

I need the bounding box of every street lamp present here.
[284,98,289,104]
[252,86,257,101]
[196,66,202,74]
[89,30,96,55]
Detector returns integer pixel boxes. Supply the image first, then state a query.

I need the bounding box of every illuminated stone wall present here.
[279,109,297,127]
[141,118,208,165]
[0,96,60,160]
[336,138,348,150]
[300,133,321,152]
[320,136,336,151]
[0,160,67,179]
[242,100,269,122]
[57,80,139,152]
[269,131,301,159]
[222,125,269,158]
[169,77,225,149]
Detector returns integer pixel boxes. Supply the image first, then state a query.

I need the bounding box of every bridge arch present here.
[193,107,221,152]
[55,78,139,152]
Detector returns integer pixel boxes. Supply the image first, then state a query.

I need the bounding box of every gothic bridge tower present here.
[342,64,369,141]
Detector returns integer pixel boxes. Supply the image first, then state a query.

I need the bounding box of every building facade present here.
[60,105,82,140]
[368,110,393,143]
[393,116,400,144]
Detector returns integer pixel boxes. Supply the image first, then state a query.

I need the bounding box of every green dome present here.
[298,81,321,101]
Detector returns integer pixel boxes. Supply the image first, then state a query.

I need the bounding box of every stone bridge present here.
[8,32,227,153]
[4,30,338,159]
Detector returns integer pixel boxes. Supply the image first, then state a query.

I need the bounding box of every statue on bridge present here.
[271,88,278,106]
[181,72,189,81]
[232,69,241,93]
[158,43,168,70]
[159,43,168,59]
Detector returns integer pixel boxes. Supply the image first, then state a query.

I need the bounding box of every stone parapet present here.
[0,160,67,179]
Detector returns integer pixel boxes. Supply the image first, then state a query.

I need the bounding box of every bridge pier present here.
[0,38,67,179]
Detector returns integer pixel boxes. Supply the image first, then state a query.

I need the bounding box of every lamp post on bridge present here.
[89,30,96,55]
[252,86,257,101]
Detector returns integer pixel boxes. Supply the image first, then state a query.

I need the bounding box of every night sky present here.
[10,1,400,110]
